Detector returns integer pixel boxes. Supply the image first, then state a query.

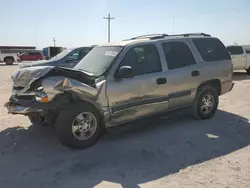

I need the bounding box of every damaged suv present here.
[5,33,234,148]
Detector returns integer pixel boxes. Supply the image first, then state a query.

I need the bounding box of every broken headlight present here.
[35,86,49,103]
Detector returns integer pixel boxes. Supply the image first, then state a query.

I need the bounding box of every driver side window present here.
[120,44,162,76]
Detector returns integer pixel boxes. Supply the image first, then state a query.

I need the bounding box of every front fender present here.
[41,76,110,122]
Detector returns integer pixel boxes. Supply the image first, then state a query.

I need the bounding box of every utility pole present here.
[53,37,56,47]
[103,13,115,43]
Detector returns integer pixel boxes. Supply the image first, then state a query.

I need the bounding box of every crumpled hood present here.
[11,66,55,87]
[19,60,50,69]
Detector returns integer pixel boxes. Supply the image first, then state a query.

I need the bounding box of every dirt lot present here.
[0,64,250,188]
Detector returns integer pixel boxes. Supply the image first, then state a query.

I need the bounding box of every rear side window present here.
[226,46,244,55]
[246,49,250,54]
[30,52,40,55]
[162,42,196,69]
[193,38,231,62]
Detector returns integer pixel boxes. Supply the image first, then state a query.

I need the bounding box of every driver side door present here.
[106,43,169,126]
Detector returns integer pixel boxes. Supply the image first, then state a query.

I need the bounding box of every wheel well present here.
[67,94,106,130]
[198,79,221,95]
[4,56,15,62]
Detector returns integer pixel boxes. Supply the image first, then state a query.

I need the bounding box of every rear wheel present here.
[192,86,219,120]
[5,57,14,65]
[55,102,102,149]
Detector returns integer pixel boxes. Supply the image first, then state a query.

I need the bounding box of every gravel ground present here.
[0,64,250,188]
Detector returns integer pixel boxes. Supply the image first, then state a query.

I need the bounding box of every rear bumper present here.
[229,83,234,91]
[221,80,234,95]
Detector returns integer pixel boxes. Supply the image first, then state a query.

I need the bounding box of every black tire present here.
[192,86,219,120]
[55,102,102,149]
[5,57,14,65]
[246,68,250,75]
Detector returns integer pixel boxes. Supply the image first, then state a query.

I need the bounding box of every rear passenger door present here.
[161,41,200,109]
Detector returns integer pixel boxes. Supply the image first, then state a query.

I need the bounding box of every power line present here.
[103,13,115,43]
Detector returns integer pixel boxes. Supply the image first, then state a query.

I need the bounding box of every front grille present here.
[16,95,35,100]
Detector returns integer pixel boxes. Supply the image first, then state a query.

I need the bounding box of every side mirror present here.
[115,66,133,78]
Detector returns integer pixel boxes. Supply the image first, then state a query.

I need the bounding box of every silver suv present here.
[5,33,234,148]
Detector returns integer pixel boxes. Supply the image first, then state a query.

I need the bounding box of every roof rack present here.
[167,33,211,37]
[129,34,168,40]
[124,32,211,41]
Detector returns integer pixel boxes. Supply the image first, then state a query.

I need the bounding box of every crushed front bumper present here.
[4,94,70,115]
[4,95,41,115]
[4,101,40,115]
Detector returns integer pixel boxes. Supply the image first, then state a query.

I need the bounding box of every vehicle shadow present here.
[0,110,250,188]
[233,72,250,81]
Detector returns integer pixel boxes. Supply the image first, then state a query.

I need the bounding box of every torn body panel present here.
[41,76,110,121]
[6,66,111,125]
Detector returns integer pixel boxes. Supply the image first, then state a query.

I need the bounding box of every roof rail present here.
[129,34,168,40]
[122,32,211,41]
[168,33,211,37]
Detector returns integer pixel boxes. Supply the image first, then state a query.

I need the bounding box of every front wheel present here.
[55,102,102,149]
[192,86,219,120]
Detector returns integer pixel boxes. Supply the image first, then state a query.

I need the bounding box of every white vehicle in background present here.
[226,45,250,74]
[0,50,20,65]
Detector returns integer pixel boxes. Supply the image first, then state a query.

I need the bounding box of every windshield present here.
[74,46,122,75]
[49,49,73,61]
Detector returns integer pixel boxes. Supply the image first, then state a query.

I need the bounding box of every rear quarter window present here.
[193,38,231,62]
